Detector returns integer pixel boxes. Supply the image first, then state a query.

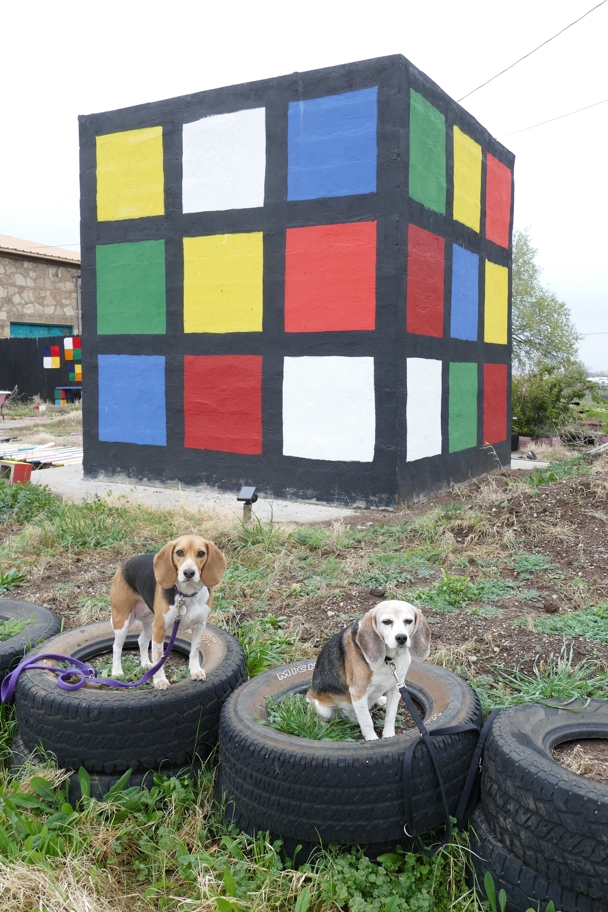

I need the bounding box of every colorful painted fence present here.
[79,55,513,505]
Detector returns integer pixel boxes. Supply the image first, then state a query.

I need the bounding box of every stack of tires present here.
[217,658,483,859]
[470,701,608,912]
[0,600,61,680]
[11,619,247,801]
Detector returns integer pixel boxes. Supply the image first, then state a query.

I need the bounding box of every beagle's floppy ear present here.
[356,608,386,666]
[201,541,227,588]
[411,608,431,661]
[153,541,178,589]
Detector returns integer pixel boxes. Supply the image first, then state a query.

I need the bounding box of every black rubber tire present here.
[469,806,608,912]
[10,734,203,804]
[0,600,61,678]
[218,659,482,854]
[15,621,247,774]
[481,701,608,900]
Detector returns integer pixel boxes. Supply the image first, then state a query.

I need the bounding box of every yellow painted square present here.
[453,127,482,232]
[183,233,263,333]
[484,260,508,344]
[97,127,164,221]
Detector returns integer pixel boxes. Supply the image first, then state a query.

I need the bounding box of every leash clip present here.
[386,659,406,690]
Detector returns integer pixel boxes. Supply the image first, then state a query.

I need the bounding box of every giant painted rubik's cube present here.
[80,55,513,505]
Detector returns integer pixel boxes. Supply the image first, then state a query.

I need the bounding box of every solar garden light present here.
[237,485,258,523]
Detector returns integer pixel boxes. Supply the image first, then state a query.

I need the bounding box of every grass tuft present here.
[263,693,361,741]
[522,603,608,644]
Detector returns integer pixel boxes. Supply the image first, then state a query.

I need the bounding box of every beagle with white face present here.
[307,601,431,740]
[110,535,226,690]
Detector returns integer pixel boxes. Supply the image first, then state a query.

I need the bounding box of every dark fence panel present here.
[0,337,75,401]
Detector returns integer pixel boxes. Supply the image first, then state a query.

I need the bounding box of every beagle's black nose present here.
[395,634,408,646]
[183,568,196,580]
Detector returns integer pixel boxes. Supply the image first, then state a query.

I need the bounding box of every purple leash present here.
[1,618,181,703]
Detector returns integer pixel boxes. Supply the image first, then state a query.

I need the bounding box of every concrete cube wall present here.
[79,55,513,506]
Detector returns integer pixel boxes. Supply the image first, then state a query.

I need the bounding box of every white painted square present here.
[182,108,266,212]
[406,358,442,461]
[283,357,375,462]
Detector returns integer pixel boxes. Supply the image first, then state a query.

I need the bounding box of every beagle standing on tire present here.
[110,536,226,690]
[307,600,430,740]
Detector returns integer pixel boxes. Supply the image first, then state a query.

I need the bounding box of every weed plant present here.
[526,454,591,488]
[0,481,55,526]
[0,569,28,595]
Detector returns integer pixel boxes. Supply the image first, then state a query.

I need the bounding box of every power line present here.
[499,97,608,137]
[457,0,608,102]
[581,330,608,335]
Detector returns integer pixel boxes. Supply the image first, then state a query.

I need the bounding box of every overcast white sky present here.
[1,0,606,368]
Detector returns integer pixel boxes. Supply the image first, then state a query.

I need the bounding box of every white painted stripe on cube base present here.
[283,356,375,462]
[182,108,266,213]
[406,358,442,461]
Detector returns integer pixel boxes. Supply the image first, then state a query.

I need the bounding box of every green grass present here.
[91,652,191,686]
[523,603,608,644]
[0,614,34,642]
[471,645,608,713]
[263,693,361,741]
[224,614,298,677]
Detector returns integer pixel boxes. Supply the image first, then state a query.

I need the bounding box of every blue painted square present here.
[450,245,479,341]
[98,354,166,446]
[288,87,378,200]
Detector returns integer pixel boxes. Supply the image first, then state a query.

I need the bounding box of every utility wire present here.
[499,97,608,137]
[457,0,608,101]
[581,330,608,335]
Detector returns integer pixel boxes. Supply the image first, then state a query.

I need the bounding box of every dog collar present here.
[173,585,198,599]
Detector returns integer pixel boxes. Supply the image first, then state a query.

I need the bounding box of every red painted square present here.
[73,337,82,349]
[184,355,263,454]
[483,363,508,444]
[406,225,444,336]
[485,154,512,249]
[285,221,376,332]
[50,345,60,357]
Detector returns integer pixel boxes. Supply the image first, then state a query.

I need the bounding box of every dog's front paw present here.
[365,731,380,741]
[382,729,396,739]
[190,668,206,681]
[153,677,170,690]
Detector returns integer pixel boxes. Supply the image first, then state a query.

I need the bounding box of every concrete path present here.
[30,462,356,524]
[28,457,548,525]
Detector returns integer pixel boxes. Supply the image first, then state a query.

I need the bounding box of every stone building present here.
[0,235,81,338]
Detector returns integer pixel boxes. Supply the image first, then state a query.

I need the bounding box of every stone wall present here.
[0,253,80,337]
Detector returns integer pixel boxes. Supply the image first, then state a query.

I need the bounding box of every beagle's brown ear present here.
[201,541,227,588]
[411,608,431,661]
[355,609,386,667]
[153,541,178,589]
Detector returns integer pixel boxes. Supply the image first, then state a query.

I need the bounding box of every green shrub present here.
[512,362,598,437]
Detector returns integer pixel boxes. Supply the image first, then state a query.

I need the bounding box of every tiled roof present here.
[0,234,80,266]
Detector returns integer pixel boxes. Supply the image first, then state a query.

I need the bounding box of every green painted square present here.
[449,362,478,452]
[96,240,166,334]
[409,91,446,215]
[73,348,82,361]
